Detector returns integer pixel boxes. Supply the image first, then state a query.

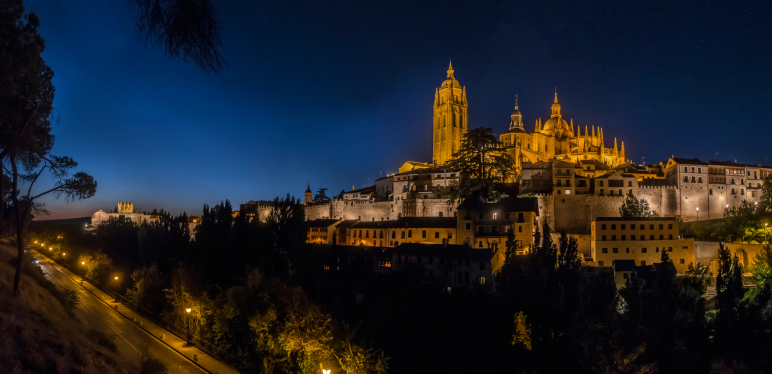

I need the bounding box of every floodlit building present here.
[590,217,695,273]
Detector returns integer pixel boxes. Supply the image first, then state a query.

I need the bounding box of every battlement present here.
[117,202,134,214]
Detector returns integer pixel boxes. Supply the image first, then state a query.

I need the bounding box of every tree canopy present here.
[445,127,516,203]
[619,192,656,217]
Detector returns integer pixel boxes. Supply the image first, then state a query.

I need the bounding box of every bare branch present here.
[135,0,226,73]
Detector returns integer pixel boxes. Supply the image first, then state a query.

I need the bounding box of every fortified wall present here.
[695,241,766,274]
[306,198,459,222]
[548,186,681,234]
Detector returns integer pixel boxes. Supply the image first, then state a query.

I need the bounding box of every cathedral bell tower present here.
[304,184,313,205]
[432,61,468,166]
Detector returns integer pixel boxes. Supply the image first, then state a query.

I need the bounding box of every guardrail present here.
[38,252,248,370]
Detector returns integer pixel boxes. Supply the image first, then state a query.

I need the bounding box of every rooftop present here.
[390,243,494,262]
[457,196,539,215]
[594,216,677,221]
[308,219,342,228]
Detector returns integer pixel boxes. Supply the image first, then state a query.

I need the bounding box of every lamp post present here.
[696,207,699,222]
[185,308,192,346]
[114,276,119,302]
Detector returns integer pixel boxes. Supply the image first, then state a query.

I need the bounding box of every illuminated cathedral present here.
[419,62,629,175]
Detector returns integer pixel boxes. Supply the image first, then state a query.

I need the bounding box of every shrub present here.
[87,329,117,353]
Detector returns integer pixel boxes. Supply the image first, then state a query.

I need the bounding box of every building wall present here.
[91,210,154,227]
[590,238,695,273]
[306,199,457,222]
[694,241,767,275]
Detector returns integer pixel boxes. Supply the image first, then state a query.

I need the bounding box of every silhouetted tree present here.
[134,0,226,73]
[314,188,330,203]
[445,127,517,203]
[619,192,656,217]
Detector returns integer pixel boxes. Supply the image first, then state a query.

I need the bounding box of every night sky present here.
[26,0,772,219]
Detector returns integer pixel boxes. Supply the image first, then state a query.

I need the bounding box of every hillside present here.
[0,239,132,374]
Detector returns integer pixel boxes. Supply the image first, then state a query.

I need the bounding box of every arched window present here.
[691,167,695,172]
[698,177,703,183]
[691,177,695,183]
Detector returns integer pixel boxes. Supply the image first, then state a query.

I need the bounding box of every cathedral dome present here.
[542,116,568,133]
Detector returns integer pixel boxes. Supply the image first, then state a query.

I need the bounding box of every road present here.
[35,256,237,374]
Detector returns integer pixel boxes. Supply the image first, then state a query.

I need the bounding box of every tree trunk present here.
[13,219,24,295]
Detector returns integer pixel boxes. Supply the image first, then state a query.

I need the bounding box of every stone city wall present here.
[695,241,766,273]
[306,199,458,222]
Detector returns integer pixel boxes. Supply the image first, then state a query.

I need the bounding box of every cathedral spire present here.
[447,60,454,78]
[613,138,618,158]
[570,119,574,134]
[620,141,626,162]
[550,90,561,118]
[434,88,439,107]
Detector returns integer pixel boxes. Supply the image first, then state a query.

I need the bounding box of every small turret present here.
[613,138,618,158]
[620,141,626,162]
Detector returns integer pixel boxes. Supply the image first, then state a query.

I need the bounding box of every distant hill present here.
[31,217,91,228]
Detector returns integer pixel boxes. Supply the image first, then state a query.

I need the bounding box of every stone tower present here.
[304,184,313,205]
[432,61,468,166]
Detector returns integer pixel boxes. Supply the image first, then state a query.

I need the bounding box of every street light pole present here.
[696,207,699,222]
[185,308,191,346]
[114,276,119,302]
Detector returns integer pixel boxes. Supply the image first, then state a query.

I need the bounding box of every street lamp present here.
[185,308,192,346]
[696,207,699,221]
[114,276,119,302]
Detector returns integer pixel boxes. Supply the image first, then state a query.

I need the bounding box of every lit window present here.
[493,213,498,219]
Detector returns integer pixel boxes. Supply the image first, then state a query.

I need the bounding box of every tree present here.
[445,127,517,203]
[314,188,330,203]
[748,244,772,289]
[761,180,772,214]
[134,0,226,73]
[619,192,656,217]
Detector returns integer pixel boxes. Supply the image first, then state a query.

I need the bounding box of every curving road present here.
[35,256,212,374]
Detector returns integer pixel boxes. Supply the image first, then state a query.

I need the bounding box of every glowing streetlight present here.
[115,276,118,280]
[82,261,85,265]
[696,207,699,221]
[62,253,66,256]
[185,308,192,346]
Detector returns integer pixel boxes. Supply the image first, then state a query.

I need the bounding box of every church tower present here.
[432,61,468,165]
[304,184,313,205]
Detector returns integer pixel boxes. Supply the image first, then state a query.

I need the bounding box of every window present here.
[602,248,608,253]
[641,261,646,266]
[518,226,523,233]
[613,248,618,253]
[650,235,654,240]
[422,230,427,238]
[691,167,695,172]
[631,224,636,230]
[505,213,510,219]
[698,167,702,173]
[602,235,607,241]
[565,190,572,194]
[741,189,745,195]
[668,224,673,229]
[598,261,605,266]
[621,235,626,240]
[611,224,616,230]
[642,248,648,253]
[684,167,688,172]
[600,181,604,187]
[640,235,645,240]
[628,181,632,187]
[611,235,617,240]
[656,247,660,252]
[669,234,673,239]
[621,224,626,229]
[680,259,685,264]
[698,177,703,183]
[435,232,440,239]
[439,212,443,217]
[493,213,498,219]
[465,223,471,230]
[683,176,688,183]
[480,277,486,284]
[691,177,695,183]
[408,230,412,238]
[626,248,630,253]
[602,224,607,230]
[479,241,483,248]
[649,224,654,229]
[391,231,396,239]
[710,189,713,195]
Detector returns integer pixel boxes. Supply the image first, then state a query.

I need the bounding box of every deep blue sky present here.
[26,0,772,219]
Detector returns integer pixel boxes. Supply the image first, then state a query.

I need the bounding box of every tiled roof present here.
[351,217,457,229]
[308,219,341,228]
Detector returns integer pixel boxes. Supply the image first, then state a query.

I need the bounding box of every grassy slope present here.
[0,239,131,374]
